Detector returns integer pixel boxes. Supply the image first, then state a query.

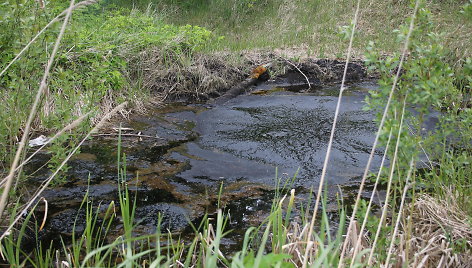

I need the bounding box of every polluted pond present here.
[24,73,387,254]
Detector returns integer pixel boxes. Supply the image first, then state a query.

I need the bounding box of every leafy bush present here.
[362,2,472,258]
[365,3,470,169]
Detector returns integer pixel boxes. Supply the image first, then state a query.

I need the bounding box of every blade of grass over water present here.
[349,128,393,267]
[340,1,421,266]
[384,158,415,267]
[0,0,76,221]
[304,0,362,266]
[0,102,127,242]
[368,97,408,265]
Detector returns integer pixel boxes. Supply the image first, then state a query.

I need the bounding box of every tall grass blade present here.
[368,97,408,265]
[349,128,393,268]
[0,0,76,220]
[341,1,421,266]
[384,158,415,267]
[304,0,363,266]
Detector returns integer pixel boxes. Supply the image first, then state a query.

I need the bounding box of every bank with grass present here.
[0,0,471,267]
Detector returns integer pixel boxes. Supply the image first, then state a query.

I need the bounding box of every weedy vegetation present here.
[0,0,471,267]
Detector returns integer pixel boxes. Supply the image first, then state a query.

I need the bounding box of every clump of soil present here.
[133,50,252,102]
[293,58,366,83]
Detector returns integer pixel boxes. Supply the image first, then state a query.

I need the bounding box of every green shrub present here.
[365,3,469,170]
[363,1,472,258]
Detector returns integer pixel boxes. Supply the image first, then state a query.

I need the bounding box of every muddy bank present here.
[141,50,367,103]
[213,58,367,104]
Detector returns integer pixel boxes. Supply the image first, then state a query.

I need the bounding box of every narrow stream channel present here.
[26,81,385,251]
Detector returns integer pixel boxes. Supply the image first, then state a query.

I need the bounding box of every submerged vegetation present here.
[0,0,471,267]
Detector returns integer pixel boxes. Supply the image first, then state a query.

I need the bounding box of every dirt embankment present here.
[134,50,369,104]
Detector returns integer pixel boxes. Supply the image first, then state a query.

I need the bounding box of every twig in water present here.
[281,57,311,90]
[92,133,163,140]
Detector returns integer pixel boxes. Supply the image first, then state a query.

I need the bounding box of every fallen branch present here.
[213,62,273,105]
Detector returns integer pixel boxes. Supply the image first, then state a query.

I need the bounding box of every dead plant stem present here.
[281,57,311,90]
[339,1,420,265]
[368,96,408,265]
[349,128,394,267]
[384,158,415,267]
[302,0,362,267]
[0,0,76,220]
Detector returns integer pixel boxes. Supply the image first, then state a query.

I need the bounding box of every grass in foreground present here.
[0,142,348,267]
[0,155,470,267]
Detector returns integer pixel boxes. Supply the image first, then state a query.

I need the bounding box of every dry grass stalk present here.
[390,190,472,267]
[349,128,394,267]
[280,219,369,266]
[368,99,408,265]
[38,197,48,231]
[342,0,421,266]
[385,158,415,266]
[137,50,250,101]
[0,0,77,220]
[283,221,311,266]
[280,57,311,89]
[284,222,315,266]
[272,187,471,267]
[346,220,370,261]
[302,0,363,266]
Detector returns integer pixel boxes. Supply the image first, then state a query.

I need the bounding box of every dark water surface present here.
[189,82,382,187]
[28,81,385,249]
